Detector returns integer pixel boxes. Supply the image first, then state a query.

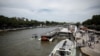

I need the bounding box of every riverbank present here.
[80,32,100,56]
[81,43,100,56]
[76,47,89,56]
[0,27,33,32]
[75,29,100,56]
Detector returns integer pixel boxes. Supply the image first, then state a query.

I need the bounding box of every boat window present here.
[66,51,71,55]
[62,40,67,47]
[56,50,71,56]
[59,51,65,56]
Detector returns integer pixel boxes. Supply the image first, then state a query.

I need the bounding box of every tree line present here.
[0,15,65,29]
[82,15,100,31]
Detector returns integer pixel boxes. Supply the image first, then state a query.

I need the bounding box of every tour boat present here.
[49,39,76,56]
[41,31,57,41]
[57,28,72,36]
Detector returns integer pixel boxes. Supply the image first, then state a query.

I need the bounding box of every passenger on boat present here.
[62,40,67,47]
[32,34,38,38]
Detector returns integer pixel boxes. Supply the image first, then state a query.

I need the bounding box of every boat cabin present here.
[52,50,71,56]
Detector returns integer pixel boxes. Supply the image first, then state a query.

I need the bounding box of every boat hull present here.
[49,39,76,56]
[41,32,56,41]
[41,36,50,41]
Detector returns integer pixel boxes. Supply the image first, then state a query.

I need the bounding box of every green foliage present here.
[75,22,81,27]
[92,15,100,25]
[82,19,92,25]
[82,15,100,31]
[82,15,100,25]
[0,15,65,29]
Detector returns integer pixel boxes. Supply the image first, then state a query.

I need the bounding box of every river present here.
[0,27,86,56]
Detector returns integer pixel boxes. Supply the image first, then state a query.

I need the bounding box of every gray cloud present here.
[88,5,100,10]
[38,9,53,12]
[0,0,100,22]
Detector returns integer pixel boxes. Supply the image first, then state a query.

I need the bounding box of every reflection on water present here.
[0,27,86,56]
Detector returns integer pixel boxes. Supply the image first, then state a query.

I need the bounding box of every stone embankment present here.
[75,29,100,56]
[0,27,33,32]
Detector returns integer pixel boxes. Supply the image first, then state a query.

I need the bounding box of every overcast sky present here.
[0,0,100,22]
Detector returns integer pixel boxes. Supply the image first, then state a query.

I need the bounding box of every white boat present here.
[49,39,76,56]
[57,25,77,36]
[57,28,72,36]
[68,25,78,36]
[57,27,76,41]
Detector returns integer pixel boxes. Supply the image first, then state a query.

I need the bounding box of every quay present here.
[81,43,100,56]
[75,29,100,56]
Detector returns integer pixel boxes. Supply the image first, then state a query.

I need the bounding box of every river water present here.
[0,27,86,56]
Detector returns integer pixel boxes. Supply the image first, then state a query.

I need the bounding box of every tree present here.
[82,15,100,31]
[76,22,81,27]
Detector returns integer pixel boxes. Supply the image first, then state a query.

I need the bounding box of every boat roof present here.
[49,39,76,56]
[53,39,74,52]
[60,28,71,33]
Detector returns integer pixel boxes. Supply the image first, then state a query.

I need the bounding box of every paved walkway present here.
[75,30,100,56]
[81,43,100,56]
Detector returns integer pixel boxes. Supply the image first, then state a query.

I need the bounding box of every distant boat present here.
[57,28,72,36]
[57,25,77,36]
[49,39,76,56]
[68,25,78,36]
